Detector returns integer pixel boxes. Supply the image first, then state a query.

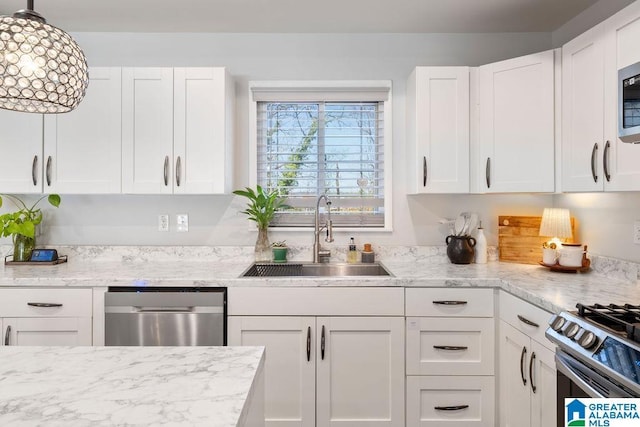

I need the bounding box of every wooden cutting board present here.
[498,216,576,265]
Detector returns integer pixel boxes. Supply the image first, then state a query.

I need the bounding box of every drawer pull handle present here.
[517,315,539,328]
[32,155,38,186]
[603,140,611,182]
[27,302,63,308]
[4,325,10,346]
[435,405,469,411]
[433,300,468,306]
[591,142,599,183]
[433,345,468,351]
[46,156,52,186]
[520,346,527,386]
[321,325,326,360]
[423,156,427,187]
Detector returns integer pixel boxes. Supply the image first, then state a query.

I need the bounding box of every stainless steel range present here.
[546,303,640,400]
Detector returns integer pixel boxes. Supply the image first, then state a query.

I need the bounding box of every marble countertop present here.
[0,245,639,314]
[0,346,264,427]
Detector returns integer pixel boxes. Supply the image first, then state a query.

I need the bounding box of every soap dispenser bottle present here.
[347,237,358,263]
[475,221,487,264]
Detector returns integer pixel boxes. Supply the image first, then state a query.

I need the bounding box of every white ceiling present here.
[0,0,600,33]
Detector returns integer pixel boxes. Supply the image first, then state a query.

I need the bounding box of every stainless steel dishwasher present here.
[104,287,226,346]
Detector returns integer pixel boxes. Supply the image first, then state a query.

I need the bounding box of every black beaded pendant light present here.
[0,0,88,113]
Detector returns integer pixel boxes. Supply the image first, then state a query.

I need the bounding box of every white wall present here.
[3,31,639,263]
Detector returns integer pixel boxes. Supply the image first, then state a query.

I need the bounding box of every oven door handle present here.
[555,354,604,398]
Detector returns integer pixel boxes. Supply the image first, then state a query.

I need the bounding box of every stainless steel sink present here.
[241,262,392,277]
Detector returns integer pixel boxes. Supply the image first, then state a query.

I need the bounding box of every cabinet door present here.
[228,316,316,427]
[479,50,555,192]
[602,3,640,191]
[0,110,43,193]
[173,68,231,194]
[44,67,122,193]
[122,67,174,194]
[499,321,531,427]
[3,317,92,346]
[407,67,469,193]
[561,25,606,192]
[316,317,405,427]
[530,340,556,427]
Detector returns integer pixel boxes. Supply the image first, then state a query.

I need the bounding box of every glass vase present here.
[255,227,271,262]
[13,234,36,262]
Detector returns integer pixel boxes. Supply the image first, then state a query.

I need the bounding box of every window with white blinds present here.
[250,81,392,229]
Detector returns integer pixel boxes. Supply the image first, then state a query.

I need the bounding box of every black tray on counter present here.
[4,255,68,266]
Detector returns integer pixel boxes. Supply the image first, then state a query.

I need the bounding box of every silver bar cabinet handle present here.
[46,156,52,186]
[517,315,539,328]
[27,302,63,308]
[4,325,10,345]
[520,346,527,386]
[423,156,427,187]
[485,157,491,188]
[591,143,599,183]
[32,155,38,186]
[603,140,611,182]
[163,156,169,186]
[529,352,537,393]
[176,156,182,187]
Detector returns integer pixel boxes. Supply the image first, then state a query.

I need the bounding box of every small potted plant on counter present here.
[233,185,288,262]
[271,241,288,263]
[0,194,61,262]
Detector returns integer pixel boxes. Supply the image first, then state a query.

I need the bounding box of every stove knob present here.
[562,322,580,339]
[577,331,598,349]
[548,315,566,332]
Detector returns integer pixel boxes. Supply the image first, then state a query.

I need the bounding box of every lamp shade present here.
[0,4,88,114]
[539,208,572,239]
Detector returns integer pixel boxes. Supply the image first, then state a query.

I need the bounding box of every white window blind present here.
[251,81,391,228]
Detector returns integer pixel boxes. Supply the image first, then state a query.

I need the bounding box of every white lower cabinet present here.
[0,288,93,346]
[405,288,495,427]
[498,292,556,427]
[406,376,495,427]
[227,287,405,427]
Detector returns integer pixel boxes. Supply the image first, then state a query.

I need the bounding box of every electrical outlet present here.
[177,214,189,232]
[158,214,169,232]
[634,221,640,245]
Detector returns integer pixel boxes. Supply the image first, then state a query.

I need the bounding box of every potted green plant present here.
[271,240,288,263]
[0,194,61,262]
[233,186,288,262]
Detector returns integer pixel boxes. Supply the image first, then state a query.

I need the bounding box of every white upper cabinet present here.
[122,67,234,194]
[561,25,605,192]
[0,110,43,194]
[44,67,122,194]
[407,67,470,193]
[122,67,174,194]
[562,1,640,192]
[478,50,555,193]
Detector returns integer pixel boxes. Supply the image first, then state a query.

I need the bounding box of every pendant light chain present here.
[0,0,89,113]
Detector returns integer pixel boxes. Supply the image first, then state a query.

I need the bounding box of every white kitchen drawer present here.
[228,287,404,316]
[406,288,494,317]
[406,375,495,427]
[0,288,92,317]
[499,291,554,351]
[406,317,494,375]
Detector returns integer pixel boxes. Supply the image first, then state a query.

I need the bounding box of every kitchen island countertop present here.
[0,346,265,427]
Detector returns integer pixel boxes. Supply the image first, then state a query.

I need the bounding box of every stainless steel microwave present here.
[619,61,640,143]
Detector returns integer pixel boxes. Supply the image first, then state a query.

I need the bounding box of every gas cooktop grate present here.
[576,303,640,342]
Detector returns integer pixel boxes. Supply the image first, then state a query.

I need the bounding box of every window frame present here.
[248,80,393,231]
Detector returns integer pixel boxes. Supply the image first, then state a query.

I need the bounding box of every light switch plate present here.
[177,214,189,232]
[634,221,640,245]
[158,214,169,232]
